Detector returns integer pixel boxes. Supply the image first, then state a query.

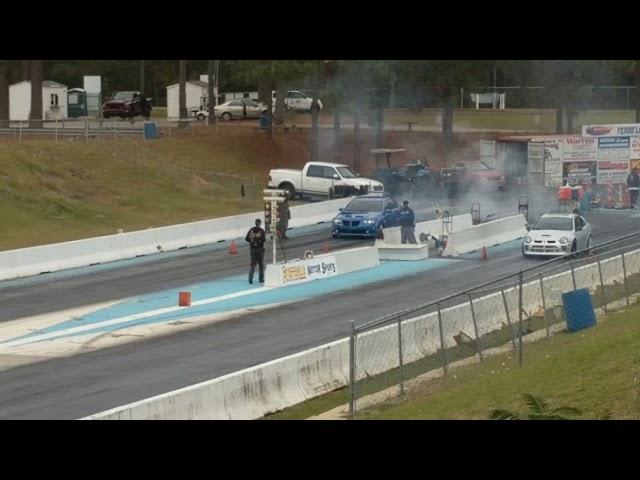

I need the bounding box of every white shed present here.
[9,80,69,121]
[166,80,217,119]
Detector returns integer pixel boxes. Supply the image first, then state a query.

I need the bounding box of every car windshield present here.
[337,167,358,178]
[112,92,135,100]
[344,198,383,212]
[464,162,491,171]
[532,217,573,231]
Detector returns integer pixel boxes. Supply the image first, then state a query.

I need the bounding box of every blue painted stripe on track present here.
[9,257,455,344]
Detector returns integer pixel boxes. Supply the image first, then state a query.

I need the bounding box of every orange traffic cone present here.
[229,240,238,255]
[178,291,191,307]
[322,240,330,254]
[481,246,488,261]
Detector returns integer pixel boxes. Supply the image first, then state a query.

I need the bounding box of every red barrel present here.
[179,291,191,307]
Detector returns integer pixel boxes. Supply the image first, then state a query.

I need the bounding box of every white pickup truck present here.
[268,162,384,199]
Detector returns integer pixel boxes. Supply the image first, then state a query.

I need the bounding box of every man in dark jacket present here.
[398,200,417,244]
[279,198,291,240]
[627,167,640,208]
[245,218,266,284]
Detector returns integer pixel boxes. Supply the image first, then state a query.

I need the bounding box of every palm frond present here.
[522,393,548,414]
[489,409,520,420]
[551,406,582,417]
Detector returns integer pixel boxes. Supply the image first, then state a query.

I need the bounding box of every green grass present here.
[0,128,310,250]
[288,108,636,133]
[357,302,640,419]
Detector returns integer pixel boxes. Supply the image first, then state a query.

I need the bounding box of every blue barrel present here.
[562,288,597,332]
[259,114,268,130]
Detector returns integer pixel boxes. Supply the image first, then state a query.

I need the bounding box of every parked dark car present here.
[102,91,152,119]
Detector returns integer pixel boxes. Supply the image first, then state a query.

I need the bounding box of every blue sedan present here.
[331,194,401,238]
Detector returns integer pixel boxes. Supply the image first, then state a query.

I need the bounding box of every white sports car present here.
[522,213,592,257]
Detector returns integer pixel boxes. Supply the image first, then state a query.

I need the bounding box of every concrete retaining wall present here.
[0,198,351,281]
[442,214,527,257]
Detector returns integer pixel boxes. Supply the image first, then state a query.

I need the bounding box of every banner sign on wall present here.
[597,137,630,184]
[597,161,629,184]
[563,161,597,185]
[527,142,544,185]
[631,138,640,159]
[281,255,338,285]
[583,124,640,138]
[544,139,564,187]
[563,137,597,161]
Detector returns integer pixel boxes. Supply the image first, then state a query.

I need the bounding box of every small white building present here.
[166,78,218,119]
[9,80,68,120]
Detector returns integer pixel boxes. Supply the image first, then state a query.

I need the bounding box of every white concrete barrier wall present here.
[0,198,352,282]
[382,213,473,245]
[85,248,640,420]
[84,338,350,420]
[442,214,527,257]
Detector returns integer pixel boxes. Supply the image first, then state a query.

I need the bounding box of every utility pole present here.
[140,60,145,93]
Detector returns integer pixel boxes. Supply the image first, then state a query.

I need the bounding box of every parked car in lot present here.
[522,213,592,258]
[332,193,401,238]
[439,161,506,193]
[268,161,384,199]
[102,91,152,119]
[272,90,323,112]
[213,99,268,121]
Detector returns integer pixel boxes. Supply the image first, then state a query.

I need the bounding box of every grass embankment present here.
[287,108,635,133]
[0,128,309,250]
[357,302,640,420]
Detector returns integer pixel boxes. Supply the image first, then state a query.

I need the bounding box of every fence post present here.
[397,318,404,396]
[85,118,89,142]
[437,302,448,375]
[539,273,549,337]
[18,120,22,143]
[621,251,630,307]
[597,256,608,316]
[348,320,356,418]
[501,289,517,351]
[468,293,484,362]
[518,271,523,367]
[113,119,117,141]
[54,117,58,141]
[570,261,577,290]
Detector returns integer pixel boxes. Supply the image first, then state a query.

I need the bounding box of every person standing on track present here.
[279,196,291,240]
[245,218,266,284]
[398,200,417,244]
[627,167,640,208]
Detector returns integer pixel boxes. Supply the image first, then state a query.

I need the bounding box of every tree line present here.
[2,60,640,160]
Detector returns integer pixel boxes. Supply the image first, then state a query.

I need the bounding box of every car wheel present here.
[197,114,205,121]
[571,239,577,253]
[586,236,592,249]
[221,112,232,122]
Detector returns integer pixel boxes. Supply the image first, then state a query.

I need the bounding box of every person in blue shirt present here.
[398,200,417,244]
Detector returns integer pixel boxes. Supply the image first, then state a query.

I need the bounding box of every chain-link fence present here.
[348,230,640,416]
[0,118,147,142]
[389,86,637,110]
